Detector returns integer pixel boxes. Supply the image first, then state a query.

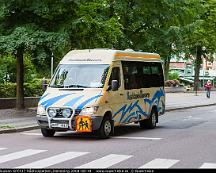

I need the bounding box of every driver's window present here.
[108,67,121,88]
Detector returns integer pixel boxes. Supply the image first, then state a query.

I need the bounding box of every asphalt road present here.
[0,105,216,169]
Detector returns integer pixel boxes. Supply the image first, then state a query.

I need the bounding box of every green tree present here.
[0,0,124,110]
[182,0,216,91]
[110,0,204,80]
[0,54,37,83]
[61,0,124,49]
[0,0,69,109]
[0,55,15,83]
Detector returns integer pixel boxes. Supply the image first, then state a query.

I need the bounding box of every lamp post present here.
[195,46,198,96]
[203,68,205,88]
[51,52,54,77]
[202,46,206,88]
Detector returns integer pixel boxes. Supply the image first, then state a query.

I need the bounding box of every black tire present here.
[97,116,112,139]
[41,128,55,137]
[139,109,157,129]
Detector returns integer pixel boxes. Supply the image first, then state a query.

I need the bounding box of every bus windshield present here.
[50,64,110,88]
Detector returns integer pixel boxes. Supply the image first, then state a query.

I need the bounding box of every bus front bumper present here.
[36,115,103,131]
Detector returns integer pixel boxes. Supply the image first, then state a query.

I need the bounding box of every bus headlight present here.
[62,108,72,118]
[79,106,99,116]
[37,105,46,115]
[48,109,57,118]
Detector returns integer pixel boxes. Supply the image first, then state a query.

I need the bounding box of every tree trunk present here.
[193,46,202,92]
[163,56,171,81]
[16,47,25,110]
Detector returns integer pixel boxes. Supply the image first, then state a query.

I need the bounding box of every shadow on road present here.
[43,124,155,141]
[112,124,152,136]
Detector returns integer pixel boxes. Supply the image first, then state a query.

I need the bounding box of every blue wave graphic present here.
[113,100,147,123]
[113,101,138,122]
[114,88,165,124]
[39,93,50,103]
[77,94,103,109]
[121,104,148,124]
[64,95,84,107]
[152,88,164,102]
[41,94,71,110]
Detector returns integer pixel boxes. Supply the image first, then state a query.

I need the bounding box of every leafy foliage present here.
[0,54,38,83]
[0,0,216,101]
[169,72,179,80]
[0,79,44,98]
[0,83,16,98]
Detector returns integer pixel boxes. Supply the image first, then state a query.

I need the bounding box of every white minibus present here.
[36,49,165,138]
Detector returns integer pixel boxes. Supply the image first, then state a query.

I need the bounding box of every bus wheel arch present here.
[140,106,158,129]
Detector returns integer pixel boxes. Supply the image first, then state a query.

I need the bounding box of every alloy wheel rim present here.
[152,112,156,126]
[104,120,111,136]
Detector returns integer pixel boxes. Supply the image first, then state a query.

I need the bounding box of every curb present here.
[1,103,216,134]
[166,103,216,112]
[0,125,40,134]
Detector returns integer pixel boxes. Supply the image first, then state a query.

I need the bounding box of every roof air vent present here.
[124,48,134,51]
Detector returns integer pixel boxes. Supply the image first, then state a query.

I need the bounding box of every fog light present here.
[48,109,57,118]
[62,108,72,118]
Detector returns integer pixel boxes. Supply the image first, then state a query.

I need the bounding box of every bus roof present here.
[60,49,161,64]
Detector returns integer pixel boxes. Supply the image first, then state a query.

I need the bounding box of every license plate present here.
[76,116,92,132]
[51,123,68,128]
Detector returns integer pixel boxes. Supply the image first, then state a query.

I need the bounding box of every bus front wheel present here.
[97,116,112,139]
[41,128,55,137]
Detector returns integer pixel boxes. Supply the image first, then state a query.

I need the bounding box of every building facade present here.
[169,54,216,88]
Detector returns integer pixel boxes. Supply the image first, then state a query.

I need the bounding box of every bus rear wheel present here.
[41,128,55,137]
[140,109,157,129]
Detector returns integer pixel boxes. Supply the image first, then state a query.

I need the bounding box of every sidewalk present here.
[166,91,216,111]
[0,91,216,134]
[0,108,38,133]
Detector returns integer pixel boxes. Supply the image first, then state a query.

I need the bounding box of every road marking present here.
[192,117,202,120]
[21,133,41,136]
[112,136,162,140]
[76,154,132,168]
[200,163,216,168]
[183,116,193,121]
[16,152,89,168]
[183,116,202,121]
[0,148,7,151]
[21,132,77,136]
[21,133,162,140]
[208,110,216,112]
[0,149,46,164]
[139,158,179,168]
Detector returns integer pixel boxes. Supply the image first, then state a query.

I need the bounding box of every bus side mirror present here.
[111,80,119,91]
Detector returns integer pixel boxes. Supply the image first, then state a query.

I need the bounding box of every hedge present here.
[0,78,48,98]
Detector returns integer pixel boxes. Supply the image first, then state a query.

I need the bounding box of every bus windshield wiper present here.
[50,85,64,88]
[64,85,88,88]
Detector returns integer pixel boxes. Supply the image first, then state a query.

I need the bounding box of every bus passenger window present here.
[151,63,164,87]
